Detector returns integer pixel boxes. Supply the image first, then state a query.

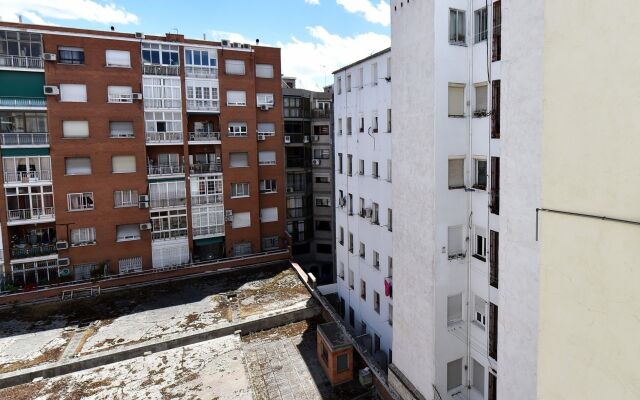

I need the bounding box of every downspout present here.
[466,0,474,396]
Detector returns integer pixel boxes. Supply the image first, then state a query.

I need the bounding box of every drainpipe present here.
[466,0,474,396]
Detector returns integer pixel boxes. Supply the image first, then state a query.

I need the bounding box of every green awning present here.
[147,177,185,183]
[0,71,45,98]
[1,147,49,156]
[194,236,224,246]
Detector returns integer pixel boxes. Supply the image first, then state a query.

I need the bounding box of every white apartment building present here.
[333,48,393,364]
[389,1,501,400]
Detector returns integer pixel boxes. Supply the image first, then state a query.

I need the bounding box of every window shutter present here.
[229,152,248,167]
[257,122,275,133]
[260,207,278,223]
[65,157,91,175]
[116,224,140,241]
[105,50,131,67]
[447,358,463,391]
[225,59,245,75]
[232,211,251,228]
[60,84,87,102]
[472,359,485,393]
[258,151,276,165]
[447,293,462,323]
[227,90,246,105]
[475,295,486,317]
[255,64,274,78]
[110,121,134,137]
[62,121,89,138]
[108,86,132,96]
[476,84,488,111]
[448,225,463,255]
[448,158,464,188]
[112,155,136,173]
[448,85,464,116]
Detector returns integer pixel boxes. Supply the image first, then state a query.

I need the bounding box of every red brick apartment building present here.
[0,22,287,291]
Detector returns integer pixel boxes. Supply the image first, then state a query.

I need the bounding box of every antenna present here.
[18,15,23,23]
[203,33,206,40]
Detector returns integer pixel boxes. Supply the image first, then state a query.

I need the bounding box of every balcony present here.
[312,109,331,119]
[188,131,221,144]
[4,170,52,184]
[152,229,187,241]
[147,163,184,177]
[142,64,179,76]
[193,225,224,238]
[0,133,49,147]
[0,97,46,109]
[0,55,44,70]
[10,243,57,260]
[185,66,218,79]
[191,193,223,205]
[186,99,220,113]
[190,162,222,175]
[145,131,183,145]
[7,207,55,225]
[143,99,181,110]
[150,197,186,209]
[287,207,308,219]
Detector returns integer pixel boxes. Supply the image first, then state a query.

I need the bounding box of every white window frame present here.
[116,224,141,242]
[59,84,87,103]
[228,122,248,137]
[142,77,181,110]
[225,59,245,75]
[70,227,96,247]
[65,157,91,176]
[256,63,274,79]
[232,211,251,229]
[105,49,131,68]
[150,209,188,240]
[226,90,247,106]
[67,192,94,211]
[258,151,276,166]
[114,189,138,208]
[259,179,277,194]
[62,121,89,138]
[231,182,250,198]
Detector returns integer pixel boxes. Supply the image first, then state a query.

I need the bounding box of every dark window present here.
[349,306,355,327]
[340,297,345,317]
[489,303,498,360]
[58,47,85,64]
[374,334,380,352]
[321,343,328,363]
[490,230,499,288]
[491,157,500,214]
[317,244,332,254]
[488,372,497,400]
[315,220,331,231]
[156,121,167,132]
[492,1,502,61]
[492,80,501,138]
[337,354,349,372]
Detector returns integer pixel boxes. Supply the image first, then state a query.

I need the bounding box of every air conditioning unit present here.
[58,257,71,267]
[231,42,241,48]
[257,134,266,141]
[139,201,149,209]
[284,135,291,144]
[259,104,270,111]
[221,39,230,47]
[135,32,145,39]
[312,135,320,142]
[43,85,59,95]
[42,53,56,61]
[139,195,149,202]
[241,43,252,49]
[139,222,152,230]
[224,209,233,222]
[132,93,143,100]
[55,241,69,250]
[312,159,321,166]
[365,208,373,218]
[303,136,310,143]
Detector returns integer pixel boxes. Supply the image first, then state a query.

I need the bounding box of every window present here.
[347,154,352,176]
[107,85,133,103]
[348,268,354,289]
[474,7,488,43]
[62,121,89,138]
[475,83,488,115]
[386,57,391,78]
[489,372,498,400]
[105,50,131,67]
[185,48,217,72]
[386,108,392,132]
[348,232,353,253]
[489,303,498,360]
[71,227,96,246]
[447,293,463,324]
[143,77,181,109]
[388,256,393,277]
[65,157,91,175]
[492,1,502,61]
[229,152,248,168]
[112,155,136,173]
[360,279,366,300]
[316,197,331,207]
[186,80,219,110]
[0,31,42,59]
[449,9,466,44]
[374,333,380,352]
[470,359,485,395]
[347,117,352,135]
[231,182,250,198]
[337,77,342,94]
[228,122,248,137]
[313,149,330,160]
[0,111,47,134]
[491,157,500,214]
[359,242,366,258]
[67,192,94,211]
[260,207,278,223]
[258,151,276,165]
[225,59,245,75]
[357,67,364,88]
[371,62,378,85]
[145,111,182,139]
[372,114,379,132]
[255,63,274,78]
[473,158,487,189]
[348,193,353,214]
[257,122,276,135]
[338,153,343,174]
[473,226,487,261]
[337,118,343,135]
[262,236,279,250]
[348,306,355,327]
[373,251,380,269]
[359,159,365,175]
[151,209,188,240]
[448,225,464,259]
[388,304,393,326]
[118,257,142,274]
[373,291,380,313]
[474,295,487,327]
[315,175,330,184]
[149,181,186,208]
[361,321,367,335]
[492,80,501,138]
[259,179,277,193]
[339,226,344,245]
[386,160,392,182]
[142,43,179,66]
[359,197,365,217]
[372,161,379,178]
[448,158,465,189]
[447,358,463,392]
[58,46,84,64]
[448,83,465,117]
[337,354,349,373]
[114,189,138,208]
[233,242,252,256]
[231,211,251,229]
[372,202,379,224]
[346,74,352,92]
[490,230,499,288]
[359,117,364,132]
[59,84,87,102]
[227,90,247,106]
[110,121,134,138]
[387,208,393,231]
[116,224,140,242]
[315,220,331,231]
[257,93,275,106]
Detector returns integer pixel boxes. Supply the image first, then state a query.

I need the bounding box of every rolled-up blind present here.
[60,84,87,102]
[257,122,275,133]
[255,64,274,78]
[225,59,245,75]
[65,157,91,175]
[260,207,278,223]
[447,358,462,391]
[227,90,246,105]
[232,211,251,228]
[229,152,248,167]
[447,293,462,323]
[116,224,140,241]
[105,50,131,67]
[448,84,464,116]
[108,85,132,96]
[448,158,464,188]
[258,151,276,165]
[112,155,136,173]
[448,225,463,255]
[110,121,134,137]
[62,121,89,138]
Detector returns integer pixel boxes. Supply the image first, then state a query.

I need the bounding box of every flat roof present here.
[318,321,352,351]
[332,47,391,75]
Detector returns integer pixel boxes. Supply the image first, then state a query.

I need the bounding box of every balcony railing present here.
[188,131,221,142]
[287,208,308,218]
[108,94,133,103]
[0,55,44,69]
[0,97,46,108]
[143,99,181,110]
[193,225,224,238]
[10,243,57,259]
[186,99,220,112]
[148,164,184,176]
[145,131,183,144]
[185,66,218,79]
[142,64,179,76]
[152,229,188,240]
[4,170,52,183]
[0,133,48,146]
[8,207,55,222]
[150,197,186,208]
[191,194,223,205]
[312,109,331,119]
[190,162,222,174]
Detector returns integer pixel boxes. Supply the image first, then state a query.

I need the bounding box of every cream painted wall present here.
[538,1,640,399]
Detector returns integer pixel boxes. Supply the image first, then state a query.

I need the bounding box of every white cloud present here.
[279,26,390,90]
[305,0,320,4]
[209,30,253,44]
[336,0,390,26]
[0,0,139,25]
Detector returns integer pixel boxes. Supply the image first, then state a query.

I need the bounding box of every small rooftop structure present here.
[317,321,354,386]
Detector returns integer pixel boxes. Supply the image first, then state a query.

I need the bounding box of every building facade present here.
[282,78,334,284]
[333,48,393,366]
[0,22,287,291]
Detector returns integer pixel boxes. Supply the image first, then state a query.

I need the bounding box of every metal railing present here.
[147,164,184,176]
[4,170,52,183]
[193,225,224,237]
[287,208,308,218]
[8,207,55,222]
[151,229,188,240]
[0,97,46,108]
[145,131,183,144]
[108,94,133,103]
[0,55,44,69]
[186,99,220,112]
[185,65,218,79]
[10,243,57,259]
[312,109,331,119]
[0,133,49,146]
[150,197,186,208]
[188,131,221,142]
[143,99,181,109]
[190,162,222,174]
[142,64,179,76]
[191,193,223,205]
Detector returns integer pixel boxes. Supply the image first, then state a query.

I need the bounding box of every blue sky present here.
[0,0,391,89]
